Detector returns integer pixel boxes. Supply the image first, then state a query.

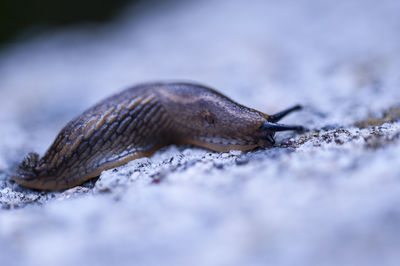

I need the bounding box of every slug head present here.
[157,84,304,151]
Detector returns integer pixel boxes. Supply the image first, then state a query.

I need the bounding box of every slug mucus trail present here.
[14,82,304,190]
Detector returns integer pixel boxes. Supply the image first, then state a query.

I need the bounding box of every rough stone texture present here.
[1,0,400,265]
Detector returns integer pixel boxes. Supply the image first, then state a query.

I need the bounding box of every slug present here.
[13,82,304,190]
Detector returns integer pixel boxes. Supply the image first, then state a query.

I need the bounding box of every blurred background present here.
[1,0,399,147]
[0,0,132,45]
[1,1,400,266]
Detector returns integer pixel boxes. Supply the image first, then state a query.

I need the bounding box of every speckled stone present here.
[1,0,400,266]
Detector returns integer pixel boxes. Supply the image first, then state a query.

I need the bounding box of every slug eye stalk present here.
[268,105,302,122]
[262,122,304,133]
[263,104,304,135]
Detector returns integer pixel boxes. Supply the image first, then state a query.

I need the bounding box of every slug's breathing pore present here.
[13,82,304,190]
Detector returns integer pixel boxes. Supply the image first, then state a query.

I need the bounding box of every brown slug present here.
[13,82,304,190]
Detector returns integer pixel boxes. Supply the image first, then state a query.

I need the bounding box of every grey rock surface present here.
[1,0,400,265]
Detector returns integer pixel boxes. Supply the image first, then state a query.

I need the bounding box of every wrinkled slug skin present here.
[13,82,271,190]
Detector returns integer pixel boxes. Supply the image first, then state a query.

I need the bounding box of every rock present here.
[0,0,400,266]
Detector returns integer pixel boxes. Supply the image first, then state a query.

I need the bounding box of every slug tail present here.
[13,152,40,182]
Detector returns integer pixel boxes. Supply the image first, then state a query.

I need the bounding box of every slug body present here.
[13,82,303,190]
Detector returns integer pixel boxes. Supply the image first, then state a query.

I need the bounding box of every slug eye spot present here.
[200,110,215,126]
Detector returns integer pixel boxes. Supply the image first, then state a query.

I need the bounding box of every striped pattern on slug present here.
[13,82,304,190]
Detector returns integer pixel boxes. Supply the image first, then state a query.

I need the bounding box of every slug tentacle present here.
[13,82,304,190]
[266,135,276,145]
[268,105,302,122]
[262,121,304,133]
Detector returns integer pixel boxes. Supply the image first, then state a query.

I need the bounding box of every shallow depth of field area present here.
[1,1,400,266]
